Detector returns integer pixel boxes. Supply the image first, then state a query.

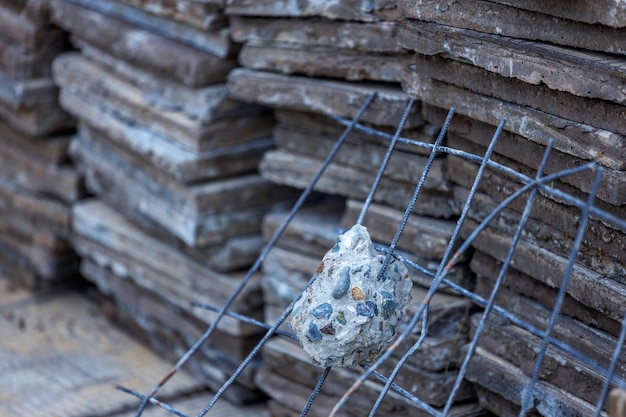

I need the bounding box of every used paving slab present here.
[400,0,626,55]
[51,1,235,86]
[472,250,624,338]
[398,19,626,104]
[403,72,626,172]
[412,55,626,138]
[486,0,626,28]
[54,54,268,152]
[226,0,400,22]
[465,347,601,417]
[239,42,413,83]
[230,17,406,52]
[260,149,457,218]
[426,104,626,205]
[53,0,232,57]
[462,217,626,327]
[228,68,423,128]
[72,200,264,337]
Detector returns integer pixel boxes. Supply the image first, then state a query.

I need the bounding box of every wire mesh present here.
[117,94,626,417]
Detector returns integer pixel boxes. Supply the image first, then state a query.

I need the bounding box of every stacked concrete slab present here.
[50,0,297,403]
[398,1,626,415]
[0,0,81,289]
[225,1,484,415]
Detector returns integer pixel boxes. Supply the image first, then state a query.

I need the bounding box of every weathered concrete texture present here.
[53,0,232,57]
[226,0,400,22]
[454,184,626,286]
[228,68,423,128]
[263,199,345,259]
[290,224,412,368]
[75,45,257,124]
[51,1,235,86]
[71,131,296,247]
[54,53,270,152]
[239,42,413,83]
[465,347,602,417]
[260,149,457,219]
[474,386,541,417]
[262,203,473,374]
[116,0,226,31]
[469,314,622,408]
[0,30,70,80]
[398,20,626,104]
[72,200,264,337]
[273,117,447,188]
[1,0,52,26]
[230,17,406,53]
[80,124,270,185]
[462,217,626,328]
[426,105,626,205]
[447,155,626,273]
[403,71,626,172]
[487,0,626,28]
[0,285,203,417]
[275,109,440,157]
[400,0,626,55]
[0,130,83,203]
[0,93,73,137]
[342,200,460,262]
[257,338,483,416]
[82,260,265,404]
[0,72,59,109]
[0,180,77,286]
[413,54,626,139]
[472,250,623,338]
[0,117,70,164]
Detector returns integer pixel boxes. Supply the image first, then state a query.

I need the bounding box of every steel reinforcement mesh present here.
[116,94,626,417]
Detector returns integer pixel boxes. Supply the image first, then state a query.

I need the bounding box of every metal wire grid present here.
[116,93,626,417]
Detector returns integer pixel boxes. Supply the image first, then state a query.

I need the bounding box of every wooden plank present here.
[258,338,484,416]
[462,216,626,327]
[400,0,626,55]
[398,20,626,104]
[272,117,446,187]
[470,314,622,408]
[472,250,624,340]
[0,287,202,417]
[228,68,423,128]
